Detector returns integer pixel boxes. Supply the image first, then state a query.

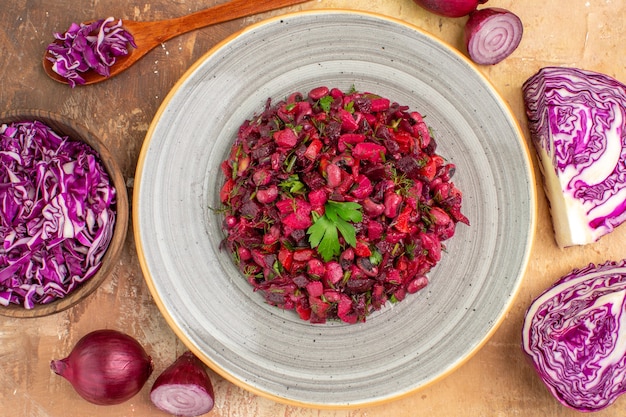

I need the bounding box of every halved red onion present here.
[150,351,215,417]
[464,7,523,65]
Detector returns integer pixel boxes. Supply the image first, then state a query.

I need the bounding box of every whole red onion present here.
[412,0,488,18]
[50,329,153,405]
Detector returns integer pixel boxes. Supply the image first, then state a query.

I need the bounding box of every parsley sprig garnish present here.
[307,201,363,262]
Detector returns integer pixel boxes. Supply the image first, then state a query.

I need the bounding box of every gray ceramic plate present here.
[134,10,536,408]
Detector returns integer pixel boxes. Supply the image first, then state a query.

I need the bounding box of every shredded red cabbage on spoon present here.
[46,17,136,87]
[0,120,116,309]
[220,87,468,324]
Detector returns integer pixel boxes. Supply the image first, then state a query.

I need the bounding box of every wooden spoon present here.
[43,0,311,86]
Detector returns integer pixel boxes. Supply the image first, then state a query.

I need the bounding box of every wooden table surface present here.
[2,0,626,416]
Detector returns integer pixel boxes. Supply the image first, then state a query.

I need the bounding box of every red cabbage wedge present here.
[523,67,626,247]
[522,260,626,412]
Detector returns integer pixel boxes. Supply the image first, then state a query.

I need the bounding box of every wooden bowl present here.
[0,110,128,318]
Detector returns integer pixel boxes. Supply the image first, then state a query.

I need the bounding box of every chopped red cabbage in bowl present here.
[0,111,128,317]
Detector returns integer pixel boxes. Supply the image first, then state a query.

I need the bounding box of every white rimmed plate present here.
[134,10,536,408]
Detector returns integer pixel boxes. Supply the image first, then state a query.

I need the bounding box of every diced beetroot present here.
[275,198,295,215]
[366,220,384,241]
[270,152,285,171]
[349,264,365,281]
[338,108,359,132]
[337,295,358,324]
[354,241,371,258]
[370,98,390,112]
[338,133,366,152]
[278,198,312,230]
[386,230,407,244]
[309,296,331,321]
[385,269,402,285]
[292,274,309,288]
[278,247,293,272]
[306,280,324,298]
[371,283,387,308]
[263,225,281,246]
[362,112,377,126]
[308,188,328,209]
[323,261,343,286]
[394,287,407,302]
[419,157,438,181]
[393,130,414,154]
[283,212,312,230]
[394,206,413,233]
[304,139,323,160]
[307,258,325,277]
[293,248,316,262]
[296,302,312,321]
[252,168,272,186]
[351,174,373,199]
[256,185,278,204]
[323,289,342,303]
[352,142,386,163]
[273,128,298,148]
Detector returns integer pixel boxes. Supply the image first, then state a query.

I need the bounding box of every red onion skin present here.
[412,0,488,18]
[464,7,523,65]
[150,351,215,416]
[50,329,153,405]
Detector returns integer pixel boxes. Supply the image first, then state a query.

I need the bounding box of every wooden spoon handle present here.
[130,0,310,46]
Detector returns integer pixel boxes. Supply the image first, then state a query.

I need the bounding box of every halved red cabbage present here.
[0,120,116,309]
[522,260,626,412]
[523,67,626,247]
[46,17,136,87]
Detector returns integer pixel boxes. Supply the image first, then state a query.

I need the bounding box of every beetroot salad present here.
[219,86,469,324]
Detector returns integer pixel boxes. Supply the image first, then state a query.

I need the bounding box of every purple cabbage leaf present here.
[522,260,626,412]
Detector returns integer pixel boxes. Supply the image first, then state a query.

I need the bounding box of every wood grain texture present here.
[2,0,626,416]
